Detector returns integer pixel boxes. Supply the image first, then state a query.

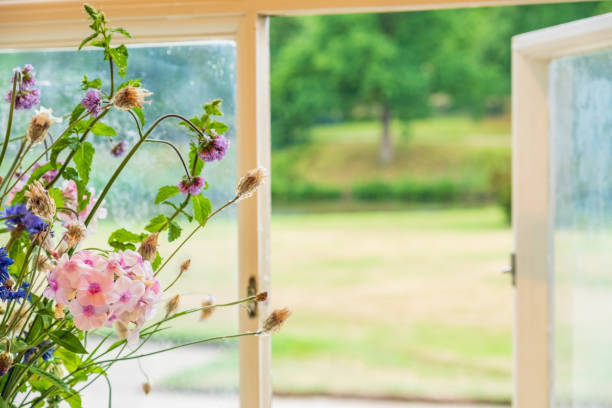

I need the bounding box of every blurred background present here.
[1,2,611,407]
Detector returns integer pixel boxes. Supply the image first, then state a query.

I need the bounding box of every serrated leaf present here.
[90,122,117,137]
[192,195,212,225]
[108,228,146,251]
[49,330,87,354]
[70,104,86,124]
[155,185,180,204]
[145,214,168,233]
[203,99,223,116]
[152,251,162,270]
[15,363,70,392]
[81,75,102,90]
[109,45,129,78]
[133,106,145,126]
[73,142,94,184]
[210,121,229,134]
[78,32,98,51]
[168,221,182,242]
[48,188,65,208]
[50,136,78,167]
[110,27,132,38]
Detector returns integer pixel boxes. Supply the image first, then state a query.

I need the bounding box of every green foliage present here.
[108,228,146,250]
[191,194,212,225]
[90,122,116,137]
[168,221,182,242]
[73,142,95,184]
[80,75,102,90]
[49,330,87,354]
[155,185,180,204]
[145,214,168,232]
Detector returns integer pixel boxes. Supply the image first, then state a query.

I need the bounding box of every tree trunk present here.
[379,104,393,165]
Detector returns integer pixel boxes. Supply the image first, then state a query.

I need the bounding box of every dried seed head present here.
[64,220,87,249]
[200,295,216,321]
[165,294,180,317]
[114,320,129,340]
[255,292,268,302]
[262,308,291,334]
[36,254,53,273]
[112,86,152,110]
[236,167,266,200]
[25,180,56,220]
[3,277,14,290]
[180,259,191,274]
[0,351,13,376]
[142,382,152,395]
[138,233,159,263]
[54,303,65,319]
[26,111,52,145]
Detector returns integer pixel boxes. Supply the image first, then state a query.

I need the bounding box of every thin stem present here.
[144,139,190,179]
[0,72,18,168]
[156,196,237,274]
[109,55,115,98]
[0,139,26,197]
[148,114,208,141]
[127,109,142,136]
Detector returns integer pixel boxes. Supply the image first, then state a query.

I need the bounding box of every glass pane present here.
[0,42,238,406]
[550,48,612,407]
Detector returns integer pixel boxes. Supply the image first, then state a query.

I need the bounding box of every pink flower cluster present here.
[43,250,162,345]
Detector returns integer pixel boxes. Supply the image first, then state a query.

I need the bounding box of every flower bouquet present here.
[0,4,289,406]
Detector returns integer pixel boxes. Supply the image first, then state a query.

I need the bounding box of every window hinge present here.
[502,252,516,286]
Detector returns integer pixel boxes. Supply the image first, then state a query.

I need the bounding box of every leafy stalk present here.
[0,72,18,168]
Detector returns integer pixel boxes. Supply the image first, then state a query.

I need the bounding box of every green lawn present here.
[134,206,513,402]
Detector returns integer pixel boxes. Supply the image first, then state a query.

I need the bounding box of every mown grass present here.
[153,206,513,402]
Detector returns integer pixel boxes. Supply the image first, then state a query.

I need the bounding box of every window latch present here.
[502,252,516,286]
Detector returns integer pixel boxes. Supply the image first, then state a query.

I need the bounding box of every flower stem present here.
[0,73,18,169]
[144,139,190,179]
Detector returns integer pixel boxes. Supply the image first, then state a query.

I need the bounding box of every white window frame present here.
[512,12,612,408]
[0,1,601,407]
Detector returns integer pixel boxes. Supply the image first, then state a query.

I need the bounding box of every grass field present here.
[103,206,514,402]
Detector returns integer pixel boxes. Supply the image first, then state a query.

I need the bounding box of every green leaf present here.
[73,142,95,184]
[64,392,82,408]
[189,143,204,176]
[192,195,212,225]
[109,45,129,78]
[81,75,102,90]
[155,185,180,204]
[133,106,145,126]
[145,214,168,233]
[70,104,86,124]
[110,27,132,38]
[48,188,65,208]
[78,32,98,51]
[108,228,146,251]
[54,348,81,373]
[50,136,78,167]
[83,4,98,20]
[29,162,53,182]
[152,251,162,271]
[49,330,87,354]
[168,221,182,242]
[210,121,229,134]
[14,363,70,392]
[203,99,223,116]
[90,122,117,137]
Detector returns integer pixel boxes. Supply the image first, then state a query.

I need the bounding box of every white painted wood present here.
[512,12,612,408]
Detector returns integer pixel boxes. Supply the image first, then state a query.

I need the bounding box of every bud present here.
[255,292,268,302]
[26,111,51,145]
[138,233,159,263]
[165,294,180,317]
[262,308,291,334]
[25,180,56,220]
[235,167,266,200]
[199,295,215,321]
[114,320,129,340]
[0,351,13,376]
[180,259,191,274]
[142,382,152,395]
[112,86,152,111]
[64,220,87,249]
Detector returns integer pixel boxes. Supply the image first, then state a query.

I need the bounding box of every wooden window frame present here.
[0,1,601,407]
[512,12,612,408]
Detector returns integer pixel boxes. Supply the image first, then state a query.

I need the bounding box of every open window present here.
[513,12,612,408]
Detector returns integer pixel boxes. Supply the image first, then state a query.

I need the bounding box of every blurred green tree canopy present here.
[270,2,611,153]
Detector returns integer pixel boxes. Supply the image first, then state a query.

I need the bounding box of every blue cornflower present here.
[0,282,29,303]
[22,340,54,363]
[0,204,47,238]
[0,248,13,283]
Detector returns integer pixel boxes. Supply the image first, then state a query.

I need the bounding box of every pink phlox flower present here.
[43,269,73,304]
[77,269,114,307]
[69,302,108,331]
[107,276,145,315]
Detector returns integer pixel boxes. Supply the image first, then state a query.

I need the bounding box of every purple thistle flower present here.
[110,140,127,157]
[177,176,205,196]
[81,89,102,117]
[6,65,40,110]
[198,132,230,162]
